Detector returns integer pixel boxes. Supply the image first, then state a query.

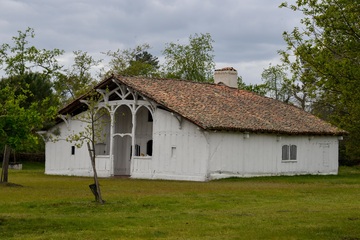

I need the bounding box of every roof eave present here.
[204,126,347,136]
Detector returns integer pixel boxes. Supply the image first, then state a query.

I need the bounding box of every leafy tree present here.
[237,76,247,89]
[0,86,55,182]
[126,50,159,76]
[261,64,292,103]
[0,28,61,180]
[0,27,64,77]
[54,50,102,103]
[103,44,159,77]
[0,76,59,154]
[242,83,268,96]
[237,76,267,95]
[0,27,63,115]
[279,0,360,161]
[162,33,215,82]
[0,73,58,120]
[289,62,320,111]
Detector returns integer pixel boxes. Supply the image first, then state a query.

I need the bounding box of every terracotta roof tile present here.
[61,75,346,136]
[111,76,345,136]
[215,67,237,72]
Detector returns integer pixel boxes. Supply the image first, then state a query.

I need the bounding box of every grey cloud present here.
[0,0,301,84]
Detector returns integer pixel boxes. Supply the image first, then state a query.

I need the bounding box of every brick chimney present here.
[214,67,238,88]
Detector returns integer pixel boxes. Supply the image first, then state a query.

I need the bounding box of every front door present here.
[113,105,132,176]
[320,143,330,168]
[113,135,131,175]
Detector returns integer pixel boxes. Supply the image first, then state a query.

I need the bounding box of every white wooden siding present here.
[133,108,208,181]
[46,120,94,177]
[46,109,340,181]
[208,132,339,179]
[46,113,114,177]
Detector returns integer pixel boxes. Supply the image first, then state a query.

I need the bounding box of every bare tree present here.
[66,91,109,204]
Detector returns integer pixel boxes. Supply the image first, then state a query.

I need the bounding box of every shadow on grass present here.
[0,182,23,187]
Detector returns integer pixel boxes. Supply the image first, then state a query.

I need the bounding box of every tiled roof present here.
[215,67,237,72]
[110,76,345,136]
[61,75,346,136]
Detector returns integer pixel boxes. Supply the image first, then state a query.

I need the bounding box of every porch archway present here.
[113,105,132,175]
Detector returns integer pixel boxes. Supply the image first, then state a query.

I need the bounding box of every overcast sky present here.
[0,0,302,84]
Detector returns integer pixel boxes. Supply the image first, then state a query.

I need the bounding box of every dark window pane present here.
[135,144,140,156]
[148,111,153,122]
[290,145,297,160]
[282,145,289,160]
[130,144,141,157]
[147,140,153,156]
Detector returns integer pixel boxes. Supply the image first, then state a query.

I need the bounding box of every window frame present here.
[282,144,297,162]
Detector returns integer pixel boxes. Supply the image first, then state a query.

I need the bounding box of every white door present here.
[320,143,330,168]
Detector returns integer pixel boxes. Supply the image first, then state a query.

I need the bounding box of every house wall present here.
[46,110,339,181]
[207,132,339,179]
[45,115,111,178]
[132,108,209,181]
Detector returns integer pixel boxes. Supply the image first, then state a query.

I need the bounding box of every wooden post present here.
[109,108,115,176]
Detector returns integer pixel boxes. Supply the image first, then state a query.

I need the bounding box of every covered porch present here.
[94,79,155,177]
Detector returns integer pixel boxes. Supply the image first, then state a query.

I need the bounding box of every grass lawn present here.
[1,163,360,239]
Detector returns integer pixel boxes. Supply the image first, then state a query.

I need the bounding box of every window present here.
[290,145,297,160]
[282,145,289,160]
[282,145,297,161]
[148,111,153,122]
[130,144,141,157]
[71,146,75,155]
[135,145,140,156]
[171,146,176,159]
[147,140,153,156]
[95,143,107,155]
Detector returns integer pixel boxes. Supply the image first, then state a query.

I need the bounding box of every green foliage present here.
[0,75,58,152]
[104,44,159,77]
[236,76,246,89]
[127,50,160,77]
[0,86,47,151]
[280,0,360,160]
[238,81,268,96]
[0,72,59,118]
[1,165,360,239]
[261,64,292,103]
[237,73,268,95]
[244,83,268,96]
[0,27,64,77]
[162,33,215,82]
[0,28,60,153]
[259,63,317,110]
[54,50,102,103]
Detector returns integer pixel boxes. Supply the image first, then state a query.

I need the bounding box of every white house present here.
[45,68,346,181]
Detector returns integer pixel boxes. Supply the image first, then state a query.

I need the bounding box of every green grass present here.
[1,163,360,239]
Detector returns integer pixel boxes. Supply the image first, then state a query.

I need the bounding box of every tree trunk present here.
[1,145,11,183]
[87,142,104,204]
